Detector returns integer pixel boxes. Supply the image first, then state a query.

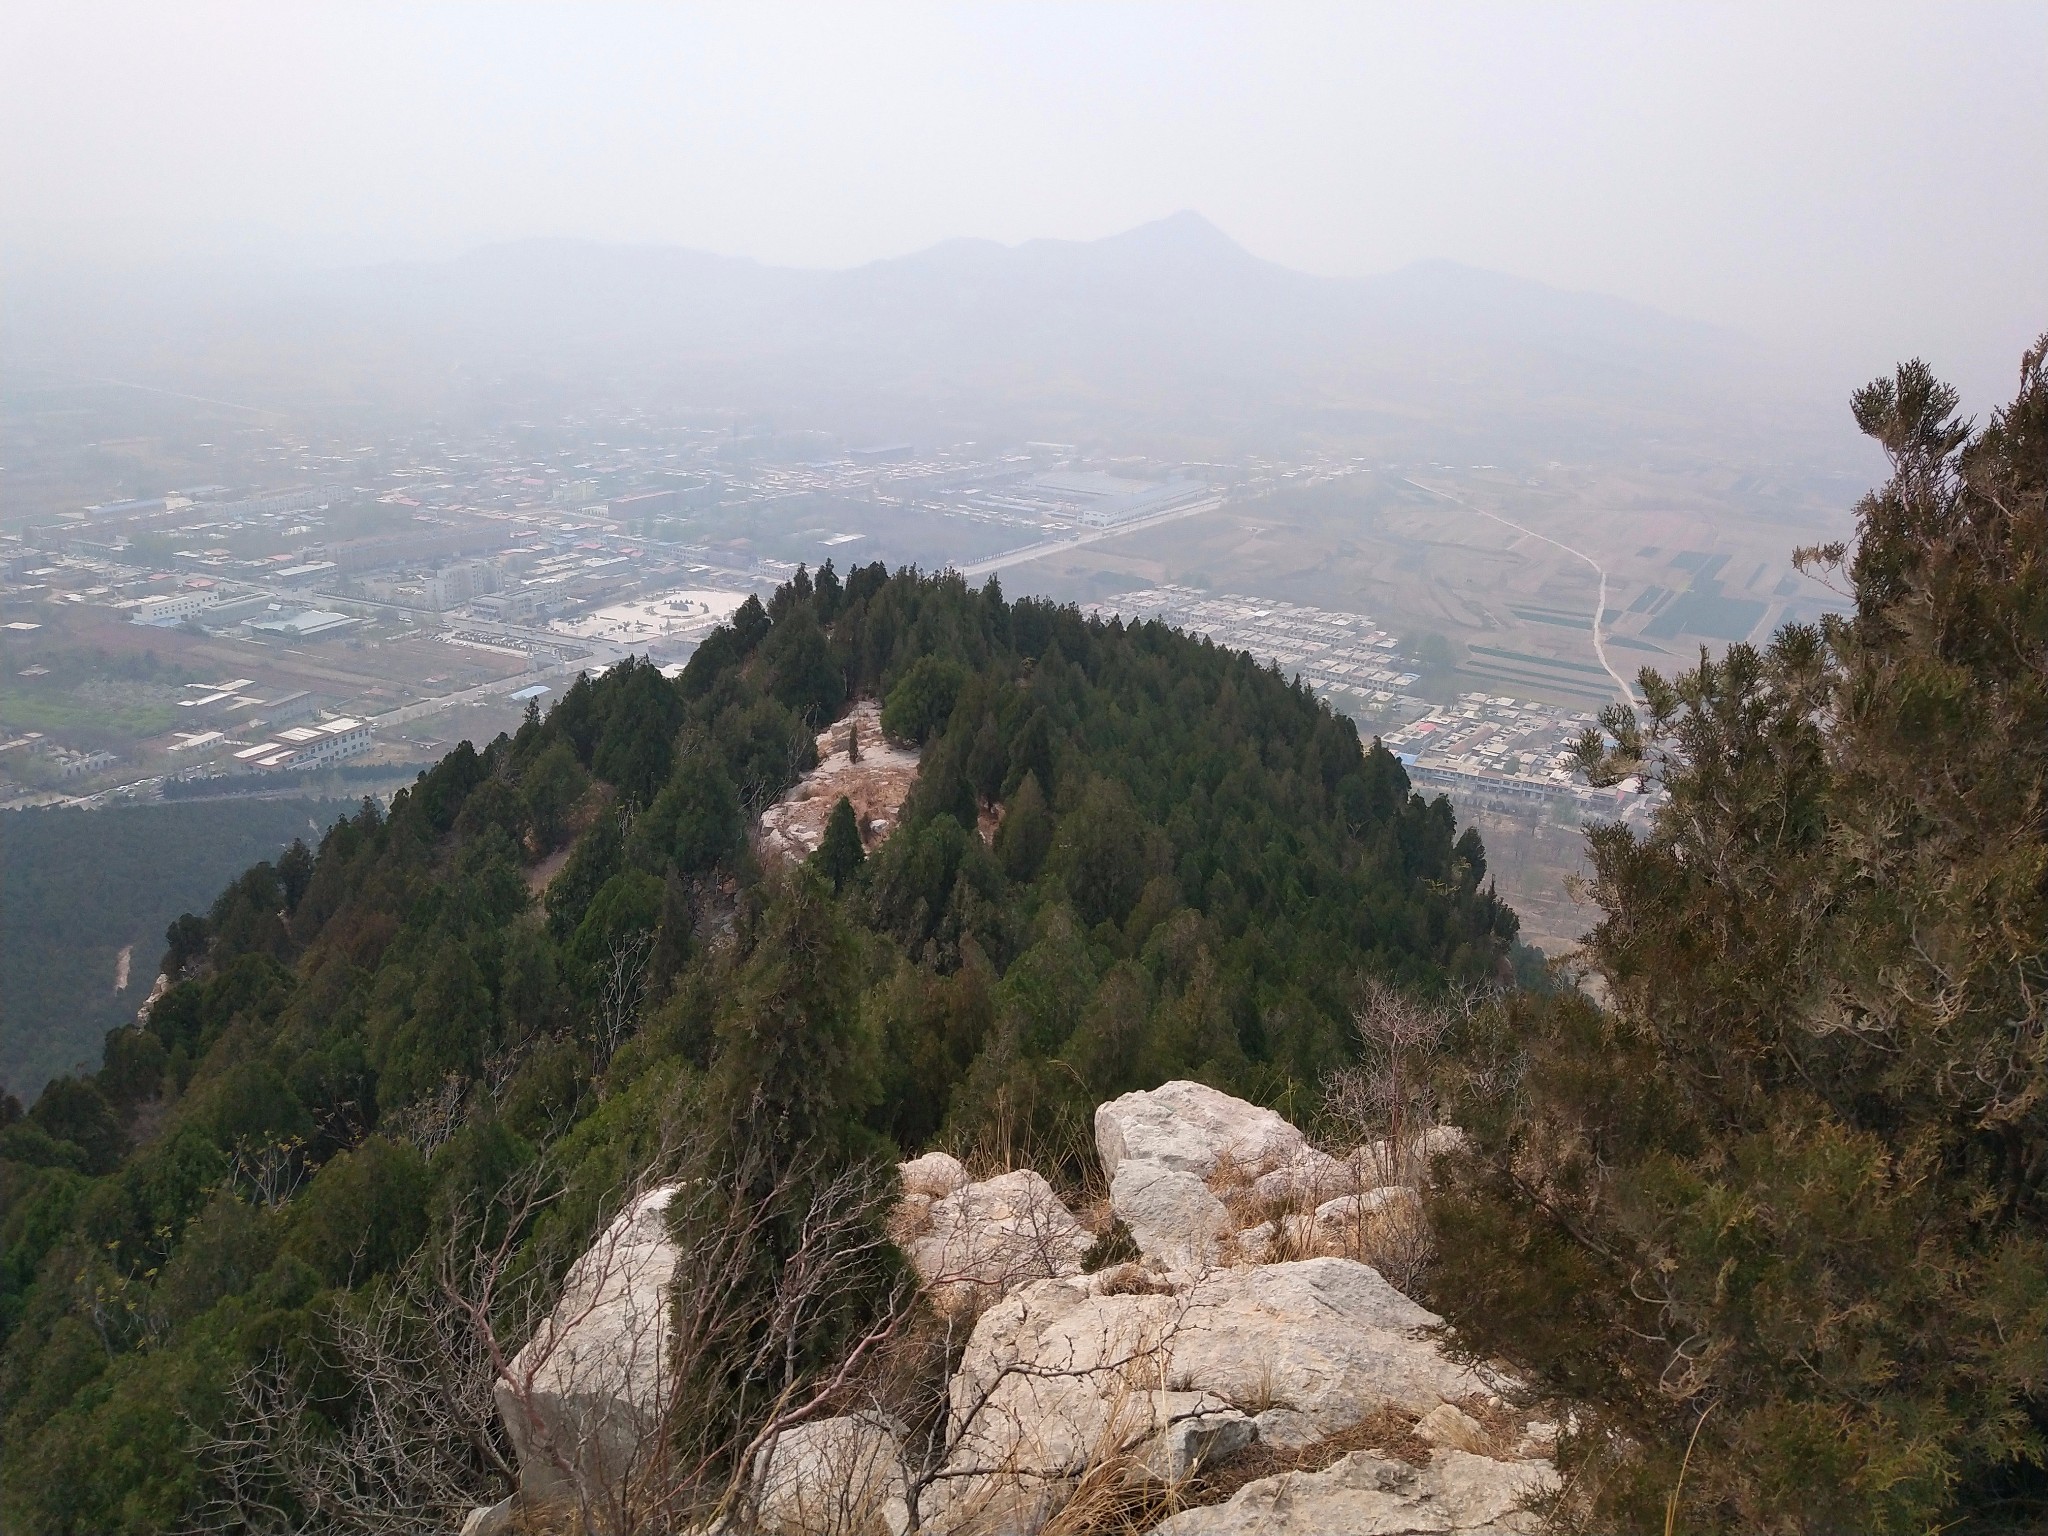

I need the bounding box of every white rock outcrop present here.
[753,1412,909,1536]
[1247,1147,1349,1205]
[1095,1080,1309,1180]
[1152,1447,1559,1535]
[933,1258,1498,1532]
[903,1168,1092,1307]
[1109,1158,1231,1270]
[1145,1407,1259,1481]
[899,1150,972,1200]
[492,1084,1544,1536]
[493,1185,680,1504]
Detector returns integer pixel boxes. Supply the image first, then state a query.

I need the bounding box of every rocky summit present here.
[469,1081,1562,1535]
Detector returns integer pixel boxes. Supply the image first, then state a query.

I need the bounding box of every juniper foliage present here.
[1433,339,2048,1532]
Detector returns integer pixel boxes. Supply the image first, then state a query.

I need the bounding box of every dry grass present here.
[1313,1190,1435,1295]
[945,1093,1100,1197]
[1035,1456,1190,1536]
[1201,1134,1440,1287]
[1452,1394,1533,1458]
[1092,1262,1175,1298]
[1075,1193,1116,1239]
[1178,1407,1435,1510]
[884,1191,937,1250]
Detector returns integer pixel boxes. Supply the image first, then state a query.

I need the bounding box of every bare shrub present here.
[592,931,652,1072]
[196,1120,914,1536]
[1324,980,1455,1189]
[196,1152,568,1535]
[1306,980,1469,1290]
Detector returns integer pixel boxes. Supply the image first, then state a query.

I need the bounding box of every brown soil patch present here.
[758,700,921,862]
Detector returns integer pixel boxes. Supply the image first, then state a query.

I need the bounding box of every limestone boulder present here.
[899,1150,971,1199]
[1234,1220,1278,1264]
[1250,1407,1321,1452]
[493,1186,680,1504]
[894,1152,975,1247]
[1166,1259,1487,1430]
[935,1257,1496,1532]
[1144,1408,1258,1482]
[1151,1448,1559,1535]
[928,1373,1250,1536]
[949,1260,1488,1443]
[904,1168,1092,1306]
[1247,1148,1349,1206]
[1095,1081,1308,1181]
[1109,1159,1230,1271]
[753,1412,908,1536]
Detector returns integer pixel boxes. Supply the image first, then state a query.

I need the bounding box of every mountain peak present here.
[1099,209,1251,259]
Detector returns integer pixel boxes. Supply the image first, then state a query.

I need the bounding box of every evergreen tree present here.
[1432,339,2048,1532]
[813,795,866,891]
[707,867,881,1173]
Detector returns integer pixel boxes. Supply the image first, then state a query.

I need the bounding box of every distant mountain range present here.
[4,212,1845,464]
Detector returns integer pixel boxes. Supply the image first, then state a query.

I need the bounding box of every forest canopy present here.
[1429,338,2048,1531]
[0,563,1516,1533]
[12,336,2040,1534]
[0,799,351,1099]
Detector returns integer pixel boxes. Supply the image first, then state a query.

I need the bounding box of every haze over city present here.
[2,12,2046,1532]
[4,0,2044,948]
[6,3,2044,409]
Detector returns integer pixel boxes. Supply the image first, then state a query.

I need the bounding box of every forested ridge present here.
[0,565,1515,1531]
[6,339,2042,1536]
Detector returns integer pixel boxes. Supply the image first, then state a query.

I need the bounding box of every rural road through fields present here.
[1402,477,1637,707]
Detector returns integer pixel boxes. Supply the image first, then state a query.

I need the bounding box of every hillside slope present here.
[0,566,1517,1532]
[0,800,351,1098]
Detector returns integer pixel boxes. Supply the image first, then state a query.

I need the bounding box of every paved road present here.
[1402,478,1637,707]
[364,664,580,731]
[955,496,1226,579]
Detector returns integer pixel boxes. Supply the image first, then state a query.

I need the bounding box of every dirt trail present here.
[1403,478,1636,707]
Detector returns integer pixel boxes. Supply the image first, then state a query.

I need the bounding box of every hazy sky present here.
[5,2,2044,409]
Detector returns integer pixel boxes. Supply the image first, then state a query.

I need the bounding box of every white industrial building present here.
[128,590,222,626]
[232,716,372,771]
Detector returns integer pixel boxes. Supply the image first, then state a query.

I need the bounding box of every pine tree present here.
[812,795,866,891]
[1432,337,2048,1531]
